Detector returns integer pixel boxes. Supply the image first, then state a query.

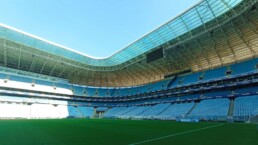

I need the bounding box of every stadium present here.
[0,0,258,144]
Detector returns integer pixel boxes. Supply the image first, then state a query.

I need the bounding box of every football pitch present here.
[0,119,257,145]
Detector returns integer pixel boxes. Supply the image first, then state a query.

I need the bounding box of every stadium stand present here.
[0,0,257,123]
[120,106,151,119]
[188,98,230,120]
[103,107,127,118]
[0,103,30,119]
[67,106,83,118]
[77,106,94,118]
[140,103,171,118]
[234,95,258,121]
[30,104,61,119]
[157,103,195,120]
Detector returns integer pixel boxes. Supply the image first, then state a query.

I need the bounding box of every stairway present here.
[75,107,84,118]
[228,99,235,117]
[119,106,137,115]
[186,103,198,116]
[110,89,116,96]
[137,106,152,116]
[167,76,177,88]
[156,104,173,116]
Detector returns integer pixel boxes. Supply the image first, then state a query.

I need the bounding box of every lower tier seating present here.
[0,98,95,119]
[77,107,94,118]
[120,106,151,118]
[139,103,171,117]
[234,95,258,118]
[103,107,127,118]
[1,91,258,122]
[68,106,83,118]
[157,103,195,120]
[188,98,230,120]
[103,95,258,121]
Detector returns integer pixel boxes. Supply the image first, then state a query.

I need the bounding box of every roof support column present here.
[49,62,59,76]
[18,45,22,69]
[4,39,7,66]
[40,57,49,73]
[29,55,35,71]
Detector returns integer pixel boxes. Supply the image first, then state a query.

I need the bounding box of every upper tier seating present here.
[230,58,258,75]
[235,87,258,95]
[97,89,109,97]
[0,57,258,97]
[203,67,227,81]
[203,90,231,98]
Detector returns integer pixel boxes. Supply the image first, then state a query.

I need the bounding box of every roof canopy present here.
[0,0,242,67]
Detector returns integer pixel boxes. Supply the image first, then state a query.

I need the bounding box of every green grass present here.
[0,119,257,145]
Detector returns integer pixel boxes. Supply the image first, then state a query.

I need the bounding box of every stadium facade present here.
[0,0,258,122]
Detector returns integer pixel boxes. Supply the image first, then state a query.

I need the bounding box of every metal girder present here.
[169,46,189,69]
[40,57,49,74]
[194,39,212,68]
[126,68,145,84]
[163,55,179,72]
[206,1,219,29]
[207,32,224,66]
[29,55,36,71]
[219,27,238,63]
[151,61,166,75]
[180,16,193,37]
[243,8,258,34]
[130,64,148,83]
[166,15,203,70]
[0,0,258,87]
[112,72,120,87]
[58,63,68,78]
[49,62,59,76]
[71,69,82,81]
[123,69,135,85]
[154,29,181,73]
[246,16,258,35]
[142,61,162,77]
[184,43,203,70]
[230,20,256,57]
[195,7,208,32]
[166,24,198,69]
[114,71,125,86]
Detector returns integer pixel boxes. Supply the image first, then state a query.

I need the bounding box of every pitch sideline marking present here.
[129,123,225,145]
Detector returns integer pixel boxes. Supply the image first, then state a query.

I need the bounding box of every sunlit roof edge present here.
[0,23,105,59]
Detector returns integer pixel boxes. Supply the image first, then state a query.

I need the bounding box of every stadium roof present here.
[0,0,242,67]
[0,0,257,87]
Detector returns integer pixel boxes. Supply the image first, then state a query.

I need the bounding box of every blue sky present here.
[0,0,200,58]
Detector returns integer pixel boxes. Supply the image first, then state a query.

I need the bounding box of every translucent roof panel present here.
[0,0,243,67]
